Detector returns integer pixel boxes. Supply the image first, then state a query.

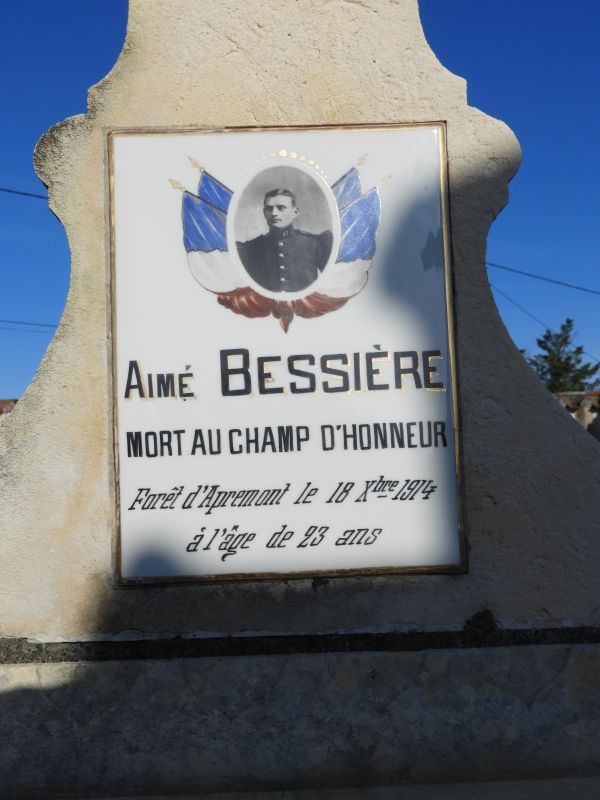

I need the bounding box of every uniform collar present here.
[268,225,294,240]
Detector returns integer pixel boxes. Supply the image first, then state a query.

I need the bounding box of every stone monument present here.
[1,1,600,797]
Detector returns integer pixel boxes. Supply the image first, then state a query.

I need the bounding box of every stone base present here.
[98,777,600,799]
[2,643,600,798]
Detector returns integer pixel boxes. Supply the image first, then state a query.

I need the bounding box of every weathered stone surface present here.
[0,1,598,642]
[2,644,600,798]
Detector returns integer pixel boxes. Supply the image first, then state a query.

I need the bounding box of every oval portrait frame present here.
[227,161,341,301]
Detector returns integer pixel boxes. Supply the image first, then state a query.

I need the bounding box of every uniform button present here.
[279,253,285,258]
[278,242,283,248]
[279,265,284,270]
[280,277,286,282]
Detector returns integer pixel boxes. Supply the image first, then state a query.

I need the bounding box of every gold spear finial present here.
[189,157,204,172]
[169,179,186,191]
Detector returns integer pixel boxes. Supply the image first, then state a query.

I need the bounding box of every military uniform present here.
[236,226,333,293]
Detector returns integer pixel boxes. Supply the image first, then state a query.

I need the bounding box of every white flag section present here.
[315,258,371,298]
[110,124,464,582]
[187,250,241,294]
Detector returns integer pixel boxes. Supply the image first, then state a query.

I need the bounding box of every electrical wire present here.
[490,284,552,329]
[491,283,600,364]
[487,261,600,297]
[0,325,51,334]
[0,318,56,329]
[4,182,600,361]
[5,182,600,296]
[3,182,600,294]
[0,186,48,200]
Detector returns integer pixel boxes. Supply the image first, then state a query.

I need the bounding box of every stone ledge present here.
[2,643,600,798]
[90,775,600,799]
[6,610,600,664]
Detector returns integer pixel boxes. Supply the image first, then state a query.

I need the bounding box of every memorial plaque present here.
[110,123,464,582]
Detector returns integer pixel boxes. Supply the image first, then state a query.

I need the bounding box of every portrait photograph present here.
[233,165,335,294]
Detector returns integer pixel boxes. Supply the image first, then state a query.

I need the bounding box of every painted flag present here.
[182,192,228,253]
[337,188,381,263]
[331,167,364,210]
[197,171,232,213]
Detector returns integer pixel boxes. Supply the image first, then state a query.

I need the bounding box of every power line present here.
[1,181,600,294]
[487,261,600,297]
[491,283,600,364]
[0,318,56,329]
[4,182,600,354]
[0,325,51,335]
[1,180,600,296]
[490,284,552,329]
[0,186,48,200]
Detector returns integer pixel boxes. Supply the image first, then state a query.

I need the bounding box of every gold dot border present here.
[236,149,329,182]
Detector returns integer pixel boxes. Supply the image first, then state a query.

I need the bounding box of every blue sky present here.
[1,1,599,397]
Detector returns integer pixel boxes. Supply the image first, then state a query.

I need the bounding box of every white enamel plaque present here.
[110,124,464,582]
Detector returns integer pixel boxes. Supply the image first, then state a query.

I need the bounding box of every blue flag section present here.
[197,171,233,213]
[337,188,381,263]
[331,168,363,210]
[182,192,228,253]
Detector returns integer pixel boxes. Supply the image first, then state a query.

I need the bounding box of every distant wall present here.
[556,391,600,441]
[0,400,16,417]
